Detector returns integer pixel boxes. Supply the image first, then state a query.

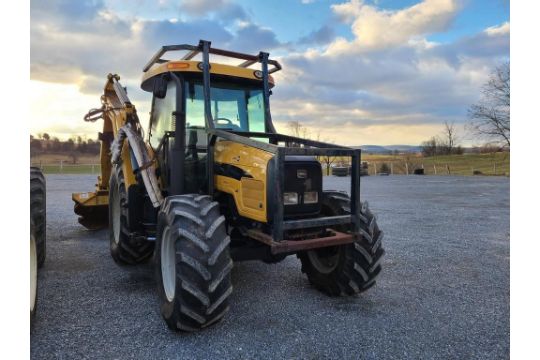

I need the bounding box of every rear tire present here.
[298,191,384,296]
[155,195,233,331]
[30,167,46,268]
[109,164,154,265]
[30,220,38,321]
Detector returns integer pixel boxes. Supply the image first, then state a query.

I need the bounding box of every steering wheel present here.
[214,117,234,126]
[214,117,242,131]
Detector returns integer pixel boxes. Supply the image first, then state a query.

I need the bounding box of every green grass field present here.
[32,163,102,174]
[359,152,510,176]
[323,152,509,176]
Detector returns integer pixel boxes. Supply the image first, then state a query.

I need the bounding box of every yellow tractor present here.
[73,40,384,331]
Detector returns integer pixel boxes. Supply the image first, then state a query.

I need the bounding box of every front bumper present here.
[246,228,357,254]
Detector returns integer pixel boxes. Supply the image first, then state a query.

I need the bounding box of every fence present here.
[31,161,102,174]
[34,157,510,177]
[322,158,510,177]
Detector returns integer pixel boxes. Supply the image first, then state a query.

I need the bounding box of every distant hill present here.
[358,145,422,154]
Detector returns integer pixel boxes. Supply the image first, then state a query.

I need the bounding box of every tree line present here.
[30,133,100,155]
[421,121,464,157]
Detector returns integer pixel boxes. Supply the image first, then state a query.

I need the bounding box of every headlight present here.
[284,192,298,205]
[303,191,318,204]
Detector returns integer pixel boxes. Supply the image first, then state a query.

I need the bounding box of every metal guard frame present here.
[143,42,282,74]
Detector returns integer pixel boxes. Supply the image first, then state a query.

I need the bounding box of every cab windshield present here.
[185,80,266,132]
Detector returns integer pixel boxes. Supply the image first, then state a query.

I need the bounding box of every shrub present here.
[379,163,390,174]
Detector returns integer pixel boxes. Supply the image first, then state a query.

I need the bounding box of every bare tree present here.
[422,122,463,156]
[312,130,337,175]
[286,121,338,174]
[442,121,457,153]
[287,120,310,139]
[421,137,438,157]
[321,156,338,176]
[468,62,510,147]
[69,151,79,164]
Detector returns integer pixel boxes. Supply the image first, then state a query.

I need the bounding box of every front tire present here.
[298,192,384,296]
[109,164,153,265]
[155,195,233,331]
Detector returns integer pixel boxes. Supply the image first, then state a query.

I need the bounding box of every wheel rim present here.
[111,186,121,245]
[161,227,176,302]
[307,246,341,274]
[30,233,37,313]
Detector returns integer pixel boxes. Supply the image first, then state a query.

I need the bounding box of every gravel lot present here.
[31,174,509,359]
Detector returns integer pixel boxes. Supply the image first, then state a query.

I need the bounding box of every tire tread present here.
[156,195,233,331]
[298,191,384,296]
[30,167,46,268]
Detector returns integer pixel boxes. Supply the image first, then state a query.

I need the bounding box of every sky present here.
[30,0,509,146]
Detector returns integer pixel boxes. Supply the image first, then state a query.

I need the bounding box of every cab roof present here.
[141,60,275,92]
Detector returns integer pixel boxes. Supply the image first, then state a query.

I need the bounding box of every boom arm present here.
[72,74,162,229]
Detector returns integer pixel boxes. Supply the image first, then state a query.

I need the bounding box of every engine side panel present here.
[214,141,273,223]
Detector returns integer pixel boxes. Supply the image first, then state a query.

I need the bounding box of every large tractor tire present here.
[30,220,38,321]
[109,164,154,265]
[30,167,46,268]
[298,191,384,296]
[155,195,233,332]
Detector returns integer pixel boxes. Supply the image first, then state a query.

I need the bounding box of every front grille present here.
[283,157,322,218]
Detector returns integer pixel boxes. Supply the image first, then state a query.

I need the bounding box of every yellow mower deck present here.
[73,190,109,230]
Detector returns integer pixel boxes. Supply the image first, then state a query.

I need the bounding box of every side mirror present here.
[153,74,168,99]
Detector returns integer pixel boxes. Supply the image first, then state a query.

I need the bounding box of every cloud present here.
[31,0,105,22]
[179,0,247,22]
[269,3,509,143]
[228,24,282,53]
[484,21,510,36]
[141,19,234,48]
[329,0,459,53]
[31,0,131,35]
[431,23,509,66]
[297,25,335,46]
[180,0,225,16]
[30,0,284,92]
[30,0,509,146]
[276,48,502,127]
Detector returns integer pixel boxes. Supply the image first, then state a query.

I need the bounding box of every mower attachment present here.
[73,191,109,230]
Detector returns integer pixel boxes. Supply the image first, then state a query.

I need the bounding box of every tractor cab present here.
[139,41,280,195]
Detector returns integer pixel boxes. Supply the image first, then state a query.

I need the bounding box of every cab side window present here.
[149,81,176,149]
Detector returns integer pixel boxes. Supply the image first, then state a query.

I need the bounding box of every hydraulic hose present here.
[110,124,163,207]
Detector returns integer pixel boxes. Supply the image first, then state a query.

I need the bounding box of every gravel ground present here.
[31,174,509,359]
